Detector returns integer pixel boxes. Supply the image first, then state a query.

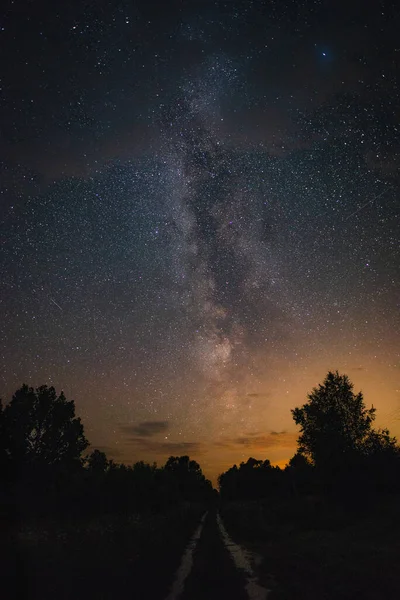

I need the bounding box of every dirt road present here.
[166,510,269,600]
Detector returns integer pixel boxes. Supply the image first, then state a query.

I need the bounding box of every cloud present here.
[90,445,124,457]
[152,441,204,455]
[126,438,205,456]
[220,431,298,450]
[214,440,235,448]
[118,421,206,457]
[121,421,169,438]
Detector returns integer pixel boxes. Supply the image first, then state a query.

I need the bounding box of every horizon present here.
[4,365,397,487]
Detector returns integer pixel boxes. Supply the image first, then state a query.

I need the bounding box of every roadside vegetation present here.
[2,371,400,598]
[219,371,400,599]
[0,384,213,599]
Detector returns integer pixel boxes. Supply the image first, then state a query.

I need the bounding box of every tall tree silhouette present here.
[291,371,397,472]
[1,384,88,477]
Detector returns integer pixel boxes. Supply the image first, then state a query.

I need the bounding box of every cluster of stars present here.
[0,0,399,479]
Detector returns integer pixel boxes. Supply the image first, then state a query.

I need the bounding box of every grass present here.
[221,494,400,599]
[0,503,204,600]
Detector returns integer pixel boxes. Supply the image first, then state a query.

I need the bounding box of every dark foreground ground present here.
[1,507,257,600]
[3,495,400,599]
[222,493,400,599]
[0,505,203,600]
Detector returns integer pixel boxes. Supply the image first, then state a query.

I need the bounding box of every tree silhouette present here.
[291,371,397,474]
[285,452,314,496]
[287,452,312,470]
[165,455,202,474]
[87,449,109,474]
[1,384,89,477]
[218,457,283,501]
[164,455,212,502]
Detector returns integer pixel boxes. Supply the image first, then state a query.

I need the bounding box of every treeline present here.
[219,371,400,502]
[1,371,399,520]
[0,384,213,521]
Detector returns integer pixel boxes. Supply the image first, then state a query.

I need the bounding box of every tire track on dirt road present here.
[165,510,269,600]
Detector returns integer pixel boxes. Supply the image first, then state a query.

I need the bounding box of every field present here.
[221,494,400,599]
[0,504,204,600]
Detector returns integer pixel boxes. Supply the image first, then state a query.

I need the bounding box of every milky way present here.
[1,0,399,481]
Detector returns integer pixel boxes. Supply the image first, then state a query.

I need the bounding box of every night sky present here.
[1,0,399,482]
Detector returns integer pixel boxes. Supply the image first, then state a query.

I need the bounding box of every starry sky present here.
[1,0,399,483]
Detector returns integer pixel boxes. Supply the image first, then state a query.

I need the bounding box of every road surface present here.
[166,510,269,600]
